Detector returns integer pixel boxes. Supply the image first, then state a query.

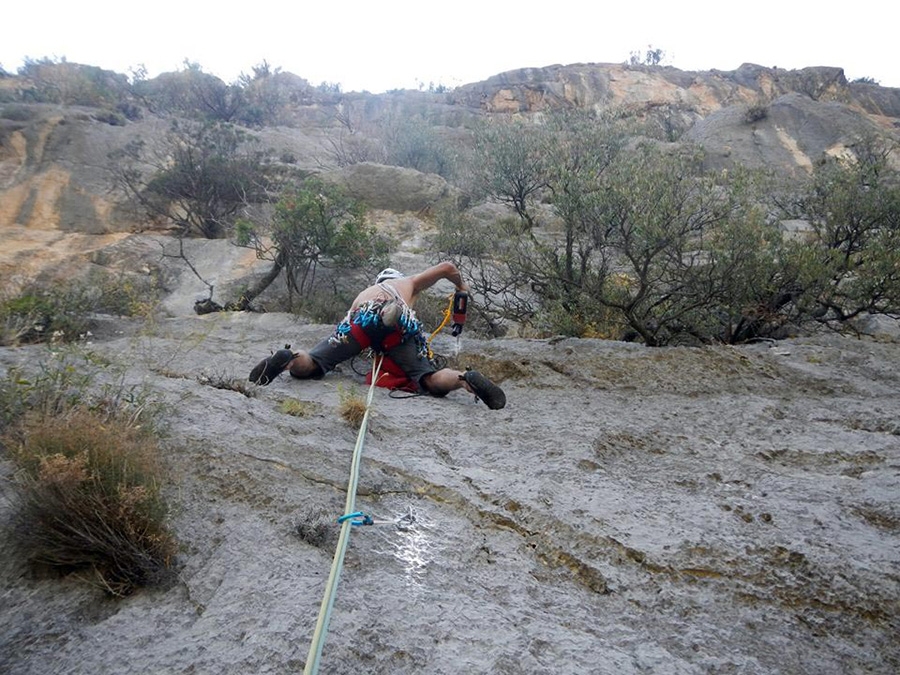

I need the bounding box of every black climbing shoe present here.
[461,370,506,410]
[249,348,295,385]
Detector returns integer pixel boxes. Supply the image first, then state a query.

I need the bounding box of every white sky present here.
[3,1,898,92]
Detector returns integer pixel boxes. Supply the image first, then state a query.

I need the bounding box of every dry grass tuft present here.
[292,508,337,549]
[338,386,368,429]
[5,408,176,595]
[278,398,319,417]
[197,371,256,397]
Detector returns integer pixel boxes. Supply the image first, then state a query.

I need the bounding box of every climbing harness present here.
[331,284,430,360]
[348,293,460,396]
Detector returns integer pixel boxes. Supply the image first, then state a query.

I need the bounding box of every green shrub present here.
[0,285,96,346]
[0,348,170,596]
[0,352,91,433]
[744,104,769,124]
[0,272,160,346]
[1,104,36,121]
[92,109,127,126]
[0,345,160,455]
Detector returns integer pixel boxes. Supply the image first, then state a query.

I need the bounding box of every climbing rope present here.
[303,354,384,675]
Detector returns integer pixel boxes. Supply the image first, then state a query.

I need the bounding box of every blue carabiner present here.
[337,511,374,526]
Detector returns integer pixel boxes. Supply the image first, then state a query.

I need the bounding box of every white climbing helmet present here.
[375,268,405,284]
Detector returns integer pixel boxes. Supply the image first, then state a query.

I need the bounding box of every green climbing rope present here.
[303,355,384,675]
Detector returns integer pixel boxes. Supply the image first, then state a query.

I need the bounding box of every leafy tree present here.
[17,57,129,107]
[471,116,549,227]
[538,111,626,305]
[447,132,795,344]
[132,61,242,121]
[112,119,277,239]
[780,134,900,325]
[234,178,392,309]
[550,142,786,345]
[629,45,667,67]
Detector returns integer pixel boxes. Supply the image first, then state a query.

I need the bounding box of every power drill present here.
[451,290,468,337]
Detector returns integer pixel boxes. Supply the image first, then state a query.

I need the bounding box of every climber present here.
[248,261,506,410]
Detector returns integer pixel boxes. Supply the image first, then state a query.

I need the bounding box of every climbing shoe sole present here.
[462,370,506,410]
[249,348,295,386]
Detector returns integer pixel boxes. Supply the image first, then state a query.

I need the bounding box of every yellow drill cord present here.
[425,294,455,358]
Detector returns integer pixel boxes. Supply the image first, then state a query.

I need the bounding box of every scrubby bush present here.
[234,177,392,310]
[278,398,319,417]
[0,271,161,346]
[131,61,240,121]
[111,119,279,239]
[381,114,457,179]
[293,507,337,549]
[1,350,174,596]
[777,133,900,325]
[454,116,900,345]
[17,58,130,107]
[0,285,94,346]
[197,370,256,397]
[92,109,127,126]
[5,409,175,595]
[744,103,769,124]
[1,104,37,121]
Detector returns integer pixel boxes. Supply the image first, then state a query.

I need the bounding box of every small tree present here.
[471,116,549,228]
[234,63,315,127]
[782,134,900,325]
[235,177,392,310]
[132,60,242,121]
[112,119,277,239]
[628,45,667,67]
[449,135,791,344]
[16,57,130,107]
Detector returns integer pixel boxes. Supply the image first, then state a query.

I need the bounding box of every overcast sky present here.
[3,1,897,92]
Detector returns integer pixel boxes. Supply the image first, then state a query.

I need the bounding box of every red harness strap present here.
[349,323,416,392]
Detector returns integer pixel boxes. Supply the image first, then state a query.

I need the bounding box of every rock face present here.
[323,162,459,213]
[684,91,889,176]
[1,62,898,244]
[1,315,898,674]
[452,62,900,120]
[0,105,164,235]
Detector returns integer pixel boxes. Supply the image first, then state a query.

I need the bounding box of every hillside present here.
[2,61,900,296]
[1,60,900,674]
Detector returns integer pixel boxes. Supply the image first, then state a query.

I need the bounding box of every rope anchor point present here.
[337,511,374,526]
